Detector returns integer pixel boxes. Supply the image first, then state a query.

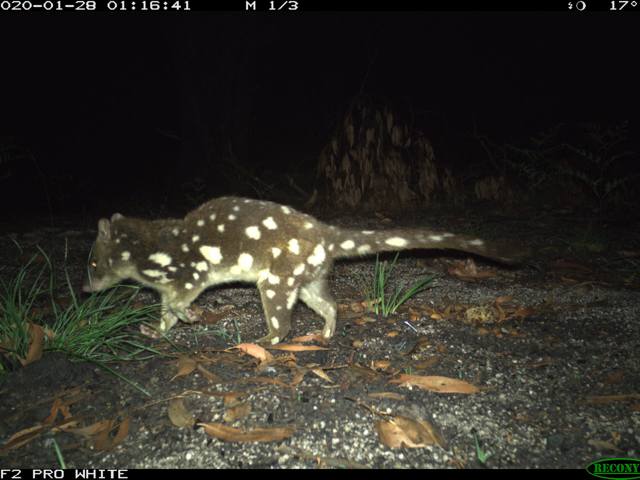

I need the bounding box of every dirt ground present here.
[1,203,639,469]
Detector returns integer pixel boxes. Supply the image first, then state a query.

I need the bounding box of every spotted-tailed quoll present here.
[83,197,531,346]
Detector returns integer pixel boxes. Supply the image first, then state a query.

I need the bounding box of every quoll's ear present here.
[98,218,112,244]
[111,213,125,222]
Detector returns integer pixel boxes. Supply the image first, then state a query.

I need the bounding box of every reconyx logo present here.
[587,458,640,480]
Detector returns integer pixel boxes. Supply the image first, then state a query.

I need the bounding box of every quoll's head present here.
[82,214,127,293]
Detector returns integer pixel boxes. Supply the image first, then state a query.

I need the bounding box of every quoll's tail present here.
[331,228,531,264]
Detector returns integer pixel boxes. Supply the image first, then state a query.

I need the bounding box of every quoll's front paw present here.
[183,307,200,324]
[140,324,165,339]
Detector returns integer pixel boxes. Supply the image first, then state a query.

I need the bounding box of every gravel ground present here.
[1,204,639,469]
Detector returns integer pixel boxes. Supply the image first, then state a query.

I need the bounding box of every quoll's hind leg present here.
[299,277,337,340]
[255,276,298,346]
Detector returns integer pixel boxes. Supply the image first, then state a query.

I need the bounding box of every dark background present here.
[0,10,637,214]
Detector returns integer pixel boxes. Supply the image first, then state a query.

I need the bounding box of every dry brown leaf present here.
[348,302,366,313]
[625,403,640,413]
[0,425,47,453]
[232,343,271,361]
[510,307,534,318]
[393,415,448,449]
[267,343,328,352]
[355,316,376,325]
[374,360,392,370]
[196,365,222,383]
[587,438,622,452]
[198,422,295,442]
[388,374,486,394]
[22,321,45,366]
[495,296,517,304]
[238,377,294,388]
[311,368,332,382]
[290,334,327,344]
[291,368,307,385]
[508,330,527,338]
[223,402,251,423]
[93,419,130,451]
[375,415,447,449]
[601,372,626,387]
[168,398,195,428]
[414,357,441,369]
[170,355,197,380]
[575,394,640,406]
[43,397,61,425]
[63,419,111,437]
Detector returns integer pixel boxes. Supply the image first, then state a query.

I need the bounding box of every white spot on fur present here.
[197,219,205,227]
[181,244,189,252]
[121,251,131,261]
[289,239,300,255]
[192,235,200,243]
[328,244,334,251]
[308,244,325,266]
[304,222,313,229]
[262,217,277,229]
[340,240,355,250]
[228,214,236,221]
[209,213,216,221]
[185,283,193,290]
[428,235,445,242]
[115,239,120,244]
[281,206,292,214]
[172,228,180,236]
[238,253,253,270]
[149,253,172,267]
[266,290,276,298]
[272,248,281,258]
[385,237,408,247]
[271,317,280,329]
[268,274,280,284]
[361,231,374,234]
[168,266,177,272]
[195,261,208,272]
[246,226,261,240]
[218,224,225,232]
[200,246,222,264]
[270,337,280,345]
[233,206,240,212]
[142,269,168,278]
[469,239,484,246]
[293,264,305,275]
[258,269,269,283]
[286,289,298,309]
[357,245,372,254]
[287,277,295,286]
[193,272,199,280]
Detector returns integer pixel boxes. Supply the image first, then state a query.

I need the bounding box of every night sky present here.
[0,10,637,213]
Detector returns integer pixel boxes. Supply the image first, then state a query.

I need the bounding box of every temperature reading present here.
[610,0,636,9]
